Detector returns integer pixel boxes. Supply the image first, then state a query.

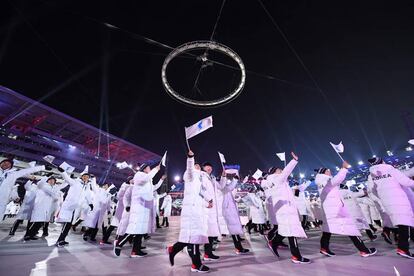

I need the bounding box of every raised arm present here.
[280,156,299,181]
[331,168,348,186]
[391,167,414,187]
[13,165,45,179]
[153,177,165,192]
[60,171,77,186]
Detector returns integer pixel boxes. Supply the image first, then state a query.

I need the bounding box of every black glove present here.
[57,167,65,173]
[234,175,239,180]
[89,204,94,211]
[125,206,130,212]
[46,172,54,177]
[45,165,53,171]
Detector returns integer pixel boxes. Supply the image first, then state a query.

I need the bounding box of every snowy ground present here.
[0,217,412,276]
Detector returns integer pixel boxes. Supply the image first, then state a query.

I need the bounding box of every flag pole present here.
[335,151,345,162]
[185,138,191,151]
[284,160,286,168]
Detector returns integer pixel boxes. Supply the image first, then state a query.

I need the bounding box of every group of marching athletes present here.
[1,149,414,273]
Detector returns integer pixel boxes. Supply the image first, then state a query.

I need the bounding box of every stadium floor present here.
[0,216,412,276]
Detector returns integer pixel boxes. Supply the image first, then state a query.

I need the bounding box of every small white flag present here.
[43,155,55,164]
[185,116,213,140]
[409,139,414,146]
[252,169,263,180]
[329,141,344,153]
[225,168,239,176]
[161,151,167,167]
[117,161,130,170]
[242,175,249,183]
[276,152,286,162]
[59,162,75,173]
[218,152,226,163]
[28,161,36,168]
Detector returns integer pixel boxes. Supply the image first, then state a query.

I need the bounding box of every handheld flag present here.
[160,151,167,167]
[43,155,55,164]
[59,162,75,173]
[218,152,226,163]
[276,152,286,162]
[81,165,89,175]
[252,169,263,180]
[329,141,344,153]
[117,161,130,170]
[409,139,414,145]
[185,116,213,140]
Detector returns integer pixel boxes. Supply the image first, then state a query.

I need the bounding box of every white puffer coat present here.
[316,168,361,236]
[178,157,208,244]
[56,172,92,223]
[368,164,414,227]
[262,178,277,225]
[16,181,37,220]
[366,177,393,228]
[249,192,266,224]
[267,160,306,238]
[202,172,227,237]
[220,179,243,235]
[293,181,311,216]
[356,196,376,225]
[160,194,172,217]
[116,185,132,236]
[339,189,369,230]
[30,178,61,222]
[111,183,129,227]
[125,167,160,235]
[0,165,45,217]
[84,184,112,228]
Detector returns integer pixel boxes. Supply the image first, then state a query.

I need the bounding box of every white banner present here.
[185,116,213,140]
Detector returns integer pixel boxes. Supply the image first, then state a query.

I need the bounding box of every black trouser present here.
[171,242,202,267]
[156,215,161,228]
[374,220,382,227]
[72,218,83,229]
[10,219,24,234]
[258,224,264,235]
[204,237,216,256]
[320,232,369,253]
[57,212,75,242]
[26,222,44,237]
[273,232,301,258]
[366,229,375,240]
[103,225,115,242]
[231,235,244,250]
[43,222,49,234]
[369,224,377,232]
[301,215,308,229]
[162,217,169,227]
[267,225,278,241]
[132,234,144,253]
[397,225,410,252]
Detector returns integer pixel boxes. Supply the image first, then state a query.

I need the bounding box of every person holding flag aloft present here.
[266,152,311,264]
[315,161,377,258]
[167,150,211,272]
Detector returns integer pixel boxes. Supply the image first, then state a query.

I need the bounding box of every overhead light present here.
[372,155,376,158]
[299,173,305,179]
[358,161,364,165]
[386,150,393,156]
[335,166,340,171]
[68,144,76,150]
[174,175,181,182]
[406,146,413,152]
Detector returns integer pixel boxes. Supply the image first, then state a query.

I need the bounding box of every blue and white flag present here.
[185,116,213,140]
[218,152,226,163]
[161,151,167,167]
[252,169,263,180]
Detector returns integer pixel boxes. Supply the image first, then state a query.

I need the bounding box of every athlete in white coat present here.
[113,163,160,258]
[167,151,211,273]
[101,176,133,243]
[266,152,310,264]
[160,194,172,227]
[55,168,93,247]
[292,180,312,230]
[9,179,37,235]
[367,157,414,259]
[83,183,112,242]
[315,161,376,258]
[200,161,227,261]
[0,158,46,218]
[24,176,61,240]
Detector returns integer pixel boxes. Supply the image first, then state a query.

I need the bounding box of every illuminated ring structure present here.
[161,41,246,107]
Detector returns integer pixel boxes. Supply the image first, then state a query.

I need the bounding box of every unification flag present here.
[160,151,168,167]
[59,162,75,173]
[409,139,414,145]
[43,155,55,164]
[218,152,226,163]
[185,116,213,140]
[117,161,130,170]
[329,141,344,153]
[252,169,263,180]
[276,152,286,162]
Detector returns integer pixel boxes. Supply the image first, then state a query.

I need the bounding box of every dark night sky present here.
[1,0,414,178]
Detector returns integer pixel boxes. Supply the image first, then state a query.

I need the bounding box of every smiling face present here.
[0,160,12,170]
[194,164,201,171]
[81,174,90,183]
[275,168,283,174]
[47,178,56,186]
[144,166,151,173]
[102,183,109,190]
[324,169,332,177]
[203,165,213,174]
